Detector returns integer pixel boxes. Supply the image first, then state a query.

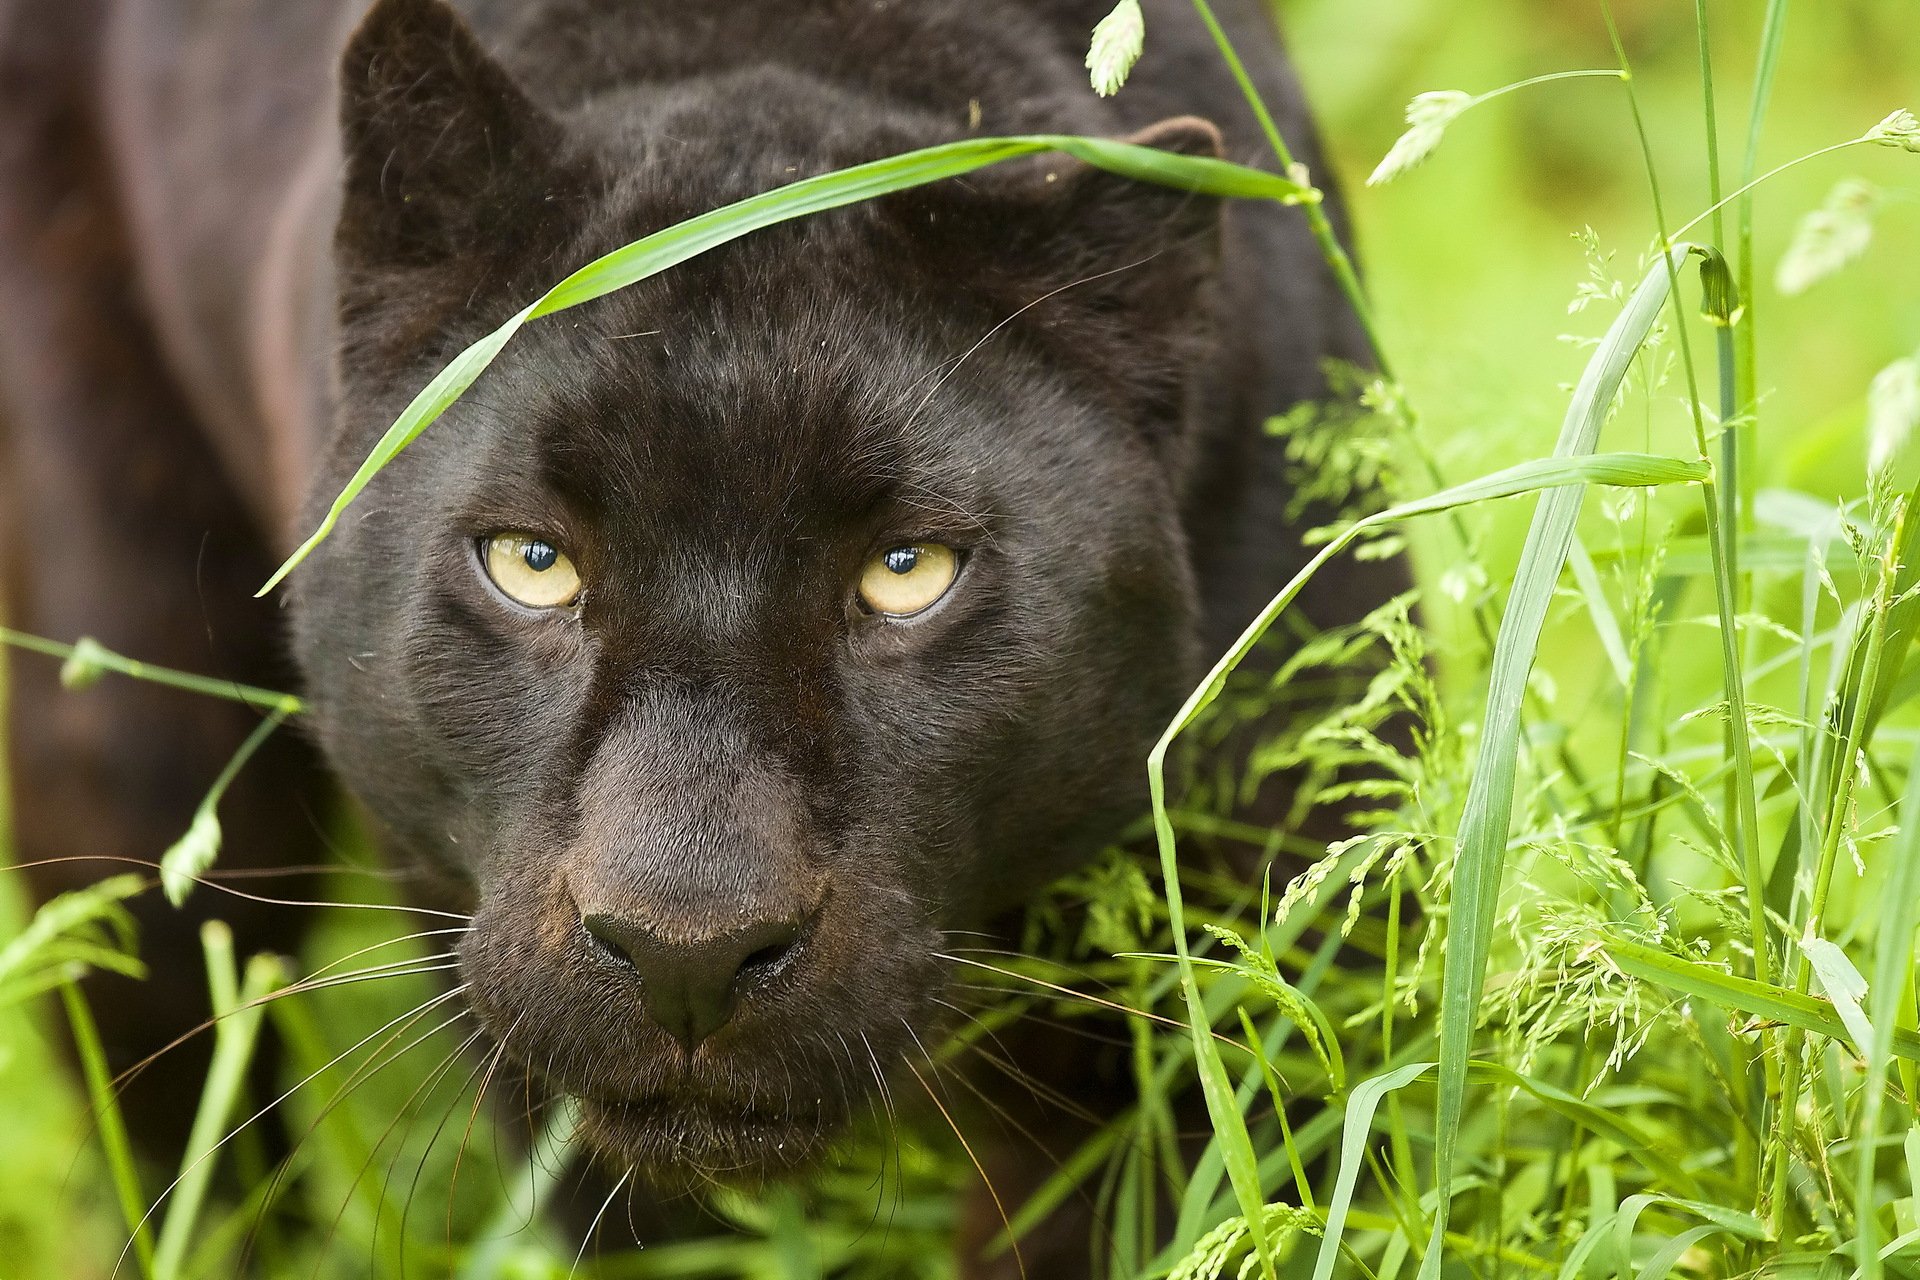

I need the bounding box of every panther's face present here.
[292,0,1218,1181]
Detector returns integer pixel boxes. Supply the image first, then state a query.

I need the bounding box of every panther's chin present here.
[574,1093,839,1188]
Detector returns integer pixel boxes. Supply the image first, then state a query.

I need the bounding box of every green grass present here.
[5,1,1920,1276]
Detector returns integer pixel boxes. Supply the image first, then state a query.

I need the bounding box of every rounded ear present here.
[335,0,586,272]
[889,115,1229,423]
[1021,113,1225,305]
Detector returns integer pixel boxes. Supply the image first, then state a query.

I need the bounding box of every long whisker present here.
[386,1026,495,1271]
[101,959,465,1105]
[859,1032,903,1256]
[304,1016,481,1276]
[297,927,471,985]
[56,952,453,1216]
[3,853,406,882]
[241,1000,475,1277]
[931,999,1110,1129]
[944,986,1136,1050]
[938,953,1236,1044]
[902,1049,1027,1280]
[896,257,1155,436]
[351,1020,487,1274]
[5,853,474,919]
[570,1166,633,1278]
[115,983,469,1278]
[918,1043,1095,1216]
[447,1019,522,1249]
[494,1090,569,1246]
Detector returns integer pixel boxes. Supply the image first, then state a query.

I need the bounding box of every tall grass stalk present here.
[149,924,285,1280]
[59,982,156,1279]
[1604,44,1781,1247]
[1735,0,1791,524]
[1857,739,1920,1279]
[0,629,302,714]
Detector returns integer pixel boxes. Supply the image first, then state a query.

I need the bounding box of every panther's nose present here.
[581,910,811,1051]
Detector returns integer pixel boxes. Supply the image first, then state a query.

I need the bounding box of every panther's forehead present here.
[460,249,1015,553]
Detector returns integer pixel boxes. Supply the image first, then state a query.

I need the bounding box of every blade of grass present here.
[1144,446,1707,1280]
[151,924,286,1280]
[1801,937,1874,1056]
[59,981,156,1280]
[1142,449,1704,1269]
[1852,738,1920,1279]
[1311,1061,1433,1280]
[1604,936,1920,1061]
[1414,246,1696,1280]
[258,134,1308,594]
[1630,1223,1740,1280]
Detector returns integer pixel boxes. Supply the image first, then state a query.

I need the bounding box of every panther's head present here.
[292,0,1221,1182]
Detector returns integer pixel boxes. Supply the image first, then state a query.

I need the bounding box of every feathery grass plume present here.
[1865,107,1920,152]
[0,875,145,1004]
[1868,352,1920,485]
[1085,0,1144,98]
[158,809,222,909]
[1371,71,1624,188]
[1265,360,1407,523]
[1200,923,1344,1086]
[1171,1203,1318,1280]
[1488,902,1660,1082]
[1367,90,1471,186]
[1776,178,1882,295]
[158,704,293,905]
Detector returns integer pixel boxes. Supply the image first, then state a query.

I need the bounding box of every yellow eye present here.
[857,543,959,617]
[481,533,582,609]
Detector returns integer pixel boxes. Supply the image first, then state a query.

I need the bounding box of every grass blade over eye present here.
[257,135,1312,596]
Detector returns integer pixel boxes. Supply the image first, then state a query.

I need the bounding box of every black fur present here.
[0,0,1399,1270]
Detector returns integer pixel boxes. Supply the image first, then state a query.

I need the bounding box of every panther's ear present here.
[335,0,582,270]
[1028,114,1224,315]
[895,116,1228,415]
[1020,114,1227,268]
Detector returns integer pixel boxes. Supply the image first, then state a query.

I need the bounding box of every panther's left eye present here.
[857,543,960,618]
[480,533,582,610]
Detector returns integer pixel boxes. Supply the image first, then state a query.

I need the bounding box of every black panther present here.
[0,0,1397,1272]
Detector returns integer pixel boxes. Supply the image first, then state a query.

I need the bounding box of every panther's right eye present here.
[480,533,582,610]
[856,543,960,617]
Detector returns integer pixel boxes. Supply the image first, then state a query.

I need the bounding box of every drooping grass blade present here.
[259,134,1310,595]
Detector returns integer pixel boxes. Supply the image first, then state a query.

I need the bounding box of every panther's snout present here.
[452,688,945,1184]
[463,849,934,1184]
[575,894,820,1053]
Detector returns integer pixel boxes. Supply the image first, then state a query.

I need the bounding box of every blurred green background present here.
[1284,0,1918,510]
[2,0,1916,1274]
